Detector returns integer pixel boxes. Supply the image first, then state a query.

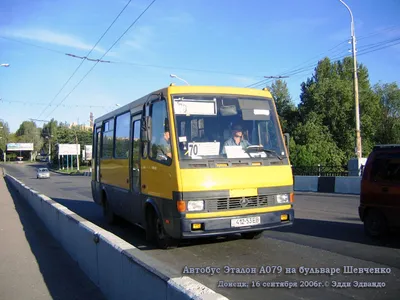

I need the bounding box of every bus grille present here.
[206,195,275,211]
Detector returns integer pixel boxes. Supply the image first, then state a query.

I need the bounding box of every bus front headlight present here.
[187,200,204,211]
[276,194,289,204]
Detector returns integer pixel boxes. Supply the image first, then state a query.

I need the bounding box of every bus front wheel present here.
[241,230,263,240]
[147,208,178,249]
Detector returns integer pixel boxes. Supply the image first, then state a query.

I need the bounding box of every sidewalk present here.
[0,175,105,300]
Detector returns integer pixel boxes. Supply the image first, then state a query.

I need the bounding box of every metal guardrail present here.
[292,165,349,177]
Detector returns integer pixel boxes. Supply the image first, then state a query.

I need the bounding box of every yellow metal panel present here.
[167,85,274,99]
[100,158,129,189]
[185,204,292,219]
[179,165,293,192]
[140,160,179,199]
[229,188,258,198]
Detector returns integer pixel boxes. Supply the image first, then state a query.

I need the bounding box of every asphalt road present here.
[3,163,400,300]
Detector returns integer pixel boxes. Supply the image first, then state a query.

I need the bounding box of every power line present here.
[357,25,400,41]
[0,36,66,55]
[37,0,133,119]
[357,36,400,51]
[246,35,400,89]
[276,39,348,76]
[245,40,349,88]
[0,98,117,109]
[44,0,157,119]
[0,35,267,78]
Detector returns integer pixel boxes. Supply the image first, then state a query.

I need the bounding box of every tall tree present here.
[373,82,400,144]
[0,120,10,158]
[268,79,298,133]
[15,121,43,154]
[42,119,59,159]
[290,112,345,166]
[297,57,381,163]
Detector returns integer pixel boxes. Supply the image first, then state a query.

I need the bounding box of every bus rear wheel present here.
[147,209,178,249]
[241,230,263,240]
[103,197,116,225]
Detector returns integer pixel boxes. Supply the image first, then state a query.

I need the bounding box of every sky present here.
[0,0,399,132]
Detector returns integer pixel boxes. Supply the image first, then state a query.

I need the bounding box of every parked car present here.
[37,168,50,179]
[359,144,400,237]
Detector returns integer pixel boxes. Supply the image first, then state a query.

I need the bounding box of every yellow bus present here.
[91,85,294,249]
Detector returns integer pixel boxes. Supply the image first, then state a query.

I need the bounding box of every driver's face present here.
[164,131,170,141]
[233,130,242,138]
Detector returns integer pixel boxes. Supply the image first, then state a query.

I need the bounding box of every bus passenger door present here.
[95,127,101,182]
[91,126,102,205]
[130,115,142,222]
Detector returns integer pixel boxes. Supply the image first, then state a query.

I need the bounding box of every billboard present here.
[58,144,81,155]
[7,143,34,151]
[84,145,92,161]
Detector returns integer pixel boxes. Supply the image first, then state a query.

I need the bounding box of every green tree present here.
[297,57,381,163]
[51,123,93,165]
[15,120,43,155]
[0,120,10,160]
[373,82,400,144]
[268,79,298,133]
[290,112,345,166]
[41,118,58,159]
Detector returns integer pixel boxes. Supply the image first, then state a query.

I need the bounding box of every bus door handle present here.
[382,187,388,193]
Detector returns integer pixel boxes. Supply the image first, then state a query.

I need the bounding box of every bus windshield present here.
[172,94,286,161]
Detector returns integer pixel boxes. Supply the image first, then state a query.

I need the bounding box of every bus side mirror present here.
[141,116,152,142]
[284,133,290,154]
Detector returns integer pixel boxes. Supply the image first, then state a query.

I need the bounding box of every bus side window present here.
[133,120,141,164]
[102,118,114,158]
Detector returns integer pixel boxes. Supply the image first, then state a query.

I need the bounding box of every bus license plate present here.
[231,216,261,227]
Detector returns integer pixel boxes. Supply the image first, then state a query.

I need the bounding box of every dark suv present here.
[359,144,400,237]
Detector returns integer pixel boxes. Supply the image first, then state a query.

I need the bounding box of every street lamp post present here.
[170,74,190,85]
[338,0,362,159]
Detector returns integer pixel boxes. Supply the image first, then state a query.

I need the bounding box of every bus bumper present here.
[178,208,294,238]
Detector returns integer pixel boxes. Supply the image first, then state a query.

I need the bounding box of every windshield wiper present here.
[245,146,283,160]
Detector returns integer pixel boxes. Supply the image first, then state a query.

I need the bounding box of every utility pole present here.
[339,0,361,159]
[74,130,80,171]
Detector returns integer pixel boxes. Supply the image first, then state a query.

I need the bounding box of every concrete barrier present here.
[294,176,318,192]
[5,174,228,300]
[294,175,361,195]
[334,176,361,195]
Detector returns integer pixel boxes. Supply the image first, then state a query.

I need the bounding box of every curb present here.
[4,174,228,300]
[49,169,92,176]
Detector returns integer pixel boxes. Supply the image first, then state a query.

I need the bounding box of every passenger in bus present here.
[222,124,251,154]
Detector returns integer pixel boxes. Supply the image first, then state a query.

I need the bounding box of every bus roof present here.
[93,85,273,125]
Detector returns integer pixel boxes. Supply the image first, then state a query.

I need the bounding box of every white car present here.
[37,168,50,179]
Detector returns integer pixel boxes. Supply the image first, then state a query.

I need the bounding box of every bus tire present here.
[147,208,178,249]
[241,230,263,240]
[102,196,116,225]
[364,209,388,238]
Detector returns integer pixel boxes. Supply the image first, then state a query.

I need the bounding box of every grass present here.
[50,165,91,175]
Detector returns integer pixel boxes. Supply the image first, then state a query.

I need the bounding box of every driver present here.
[222,124,251,154]
[154,124,172,159]
[161,128,172,158]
